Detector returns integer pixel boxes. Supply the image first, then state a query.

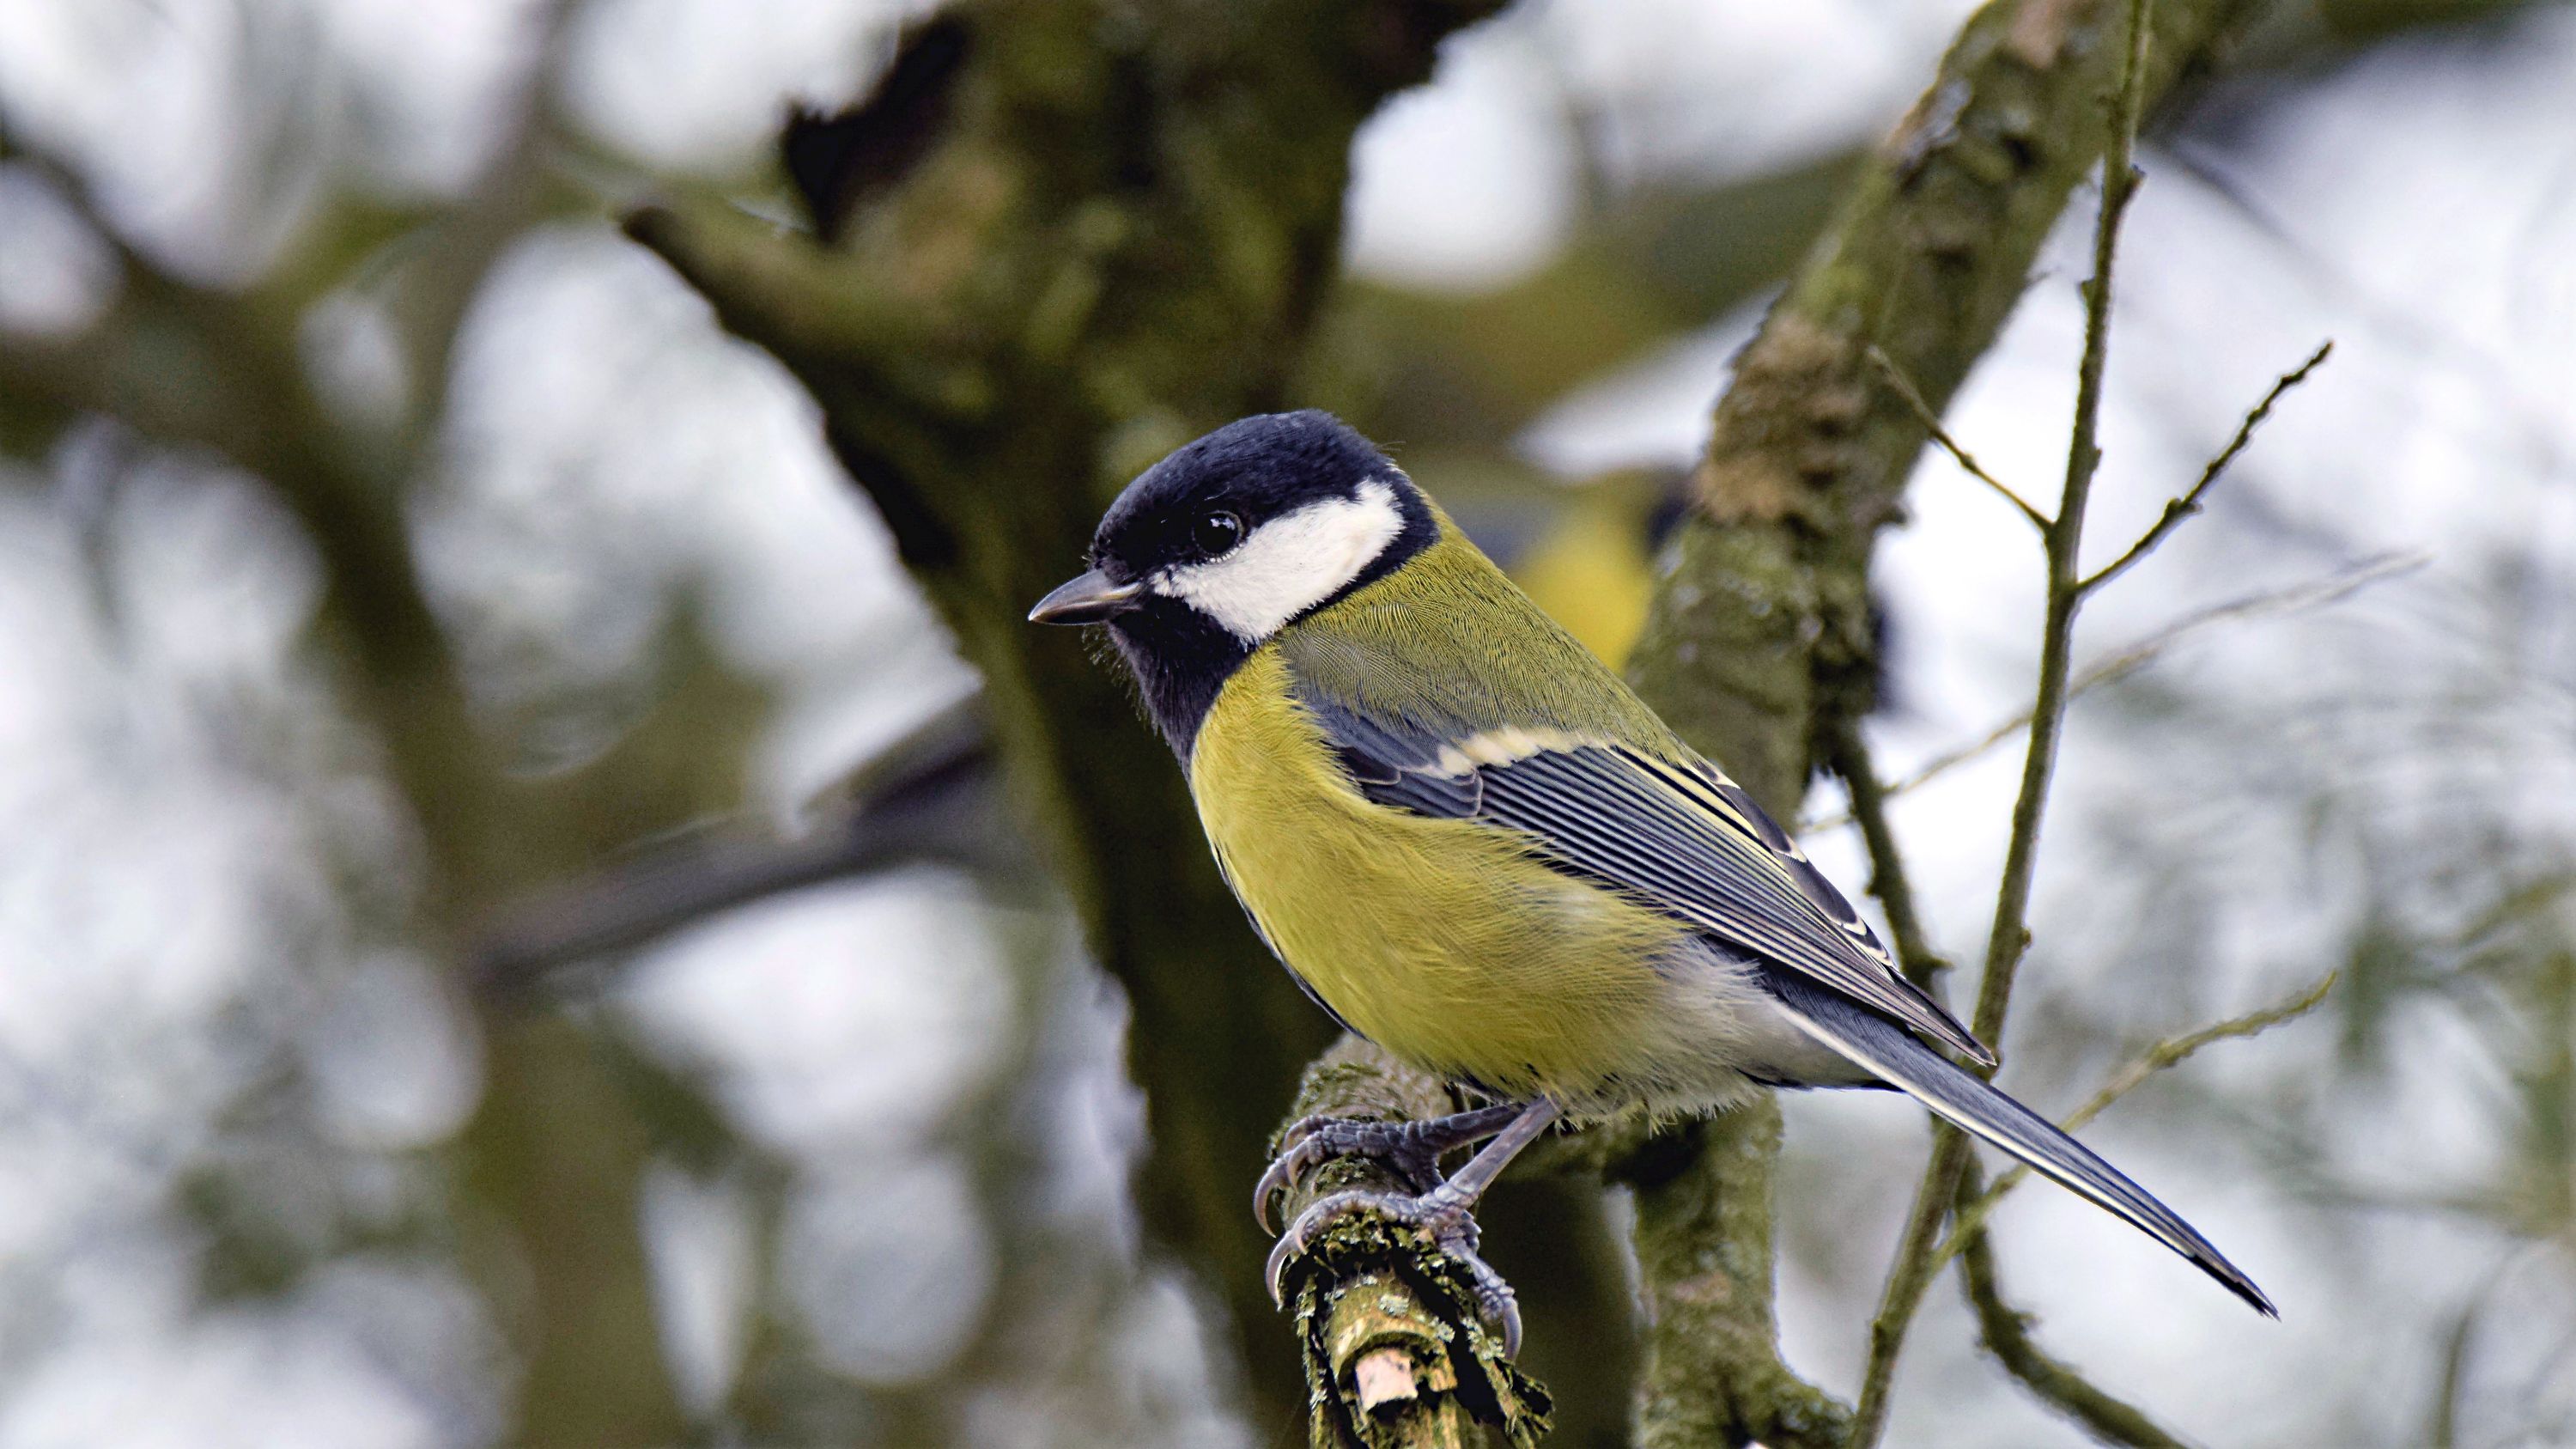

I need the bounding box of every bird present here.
[1028,409,2272,1354]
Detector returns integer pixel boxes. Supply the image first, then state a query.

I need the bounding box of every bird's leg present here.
[1255,1101,1525,1231]
[1264,1098,1564,1357]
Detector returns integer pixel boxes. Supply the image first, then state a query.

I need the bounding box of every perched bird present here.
[1030,410,2271,1352]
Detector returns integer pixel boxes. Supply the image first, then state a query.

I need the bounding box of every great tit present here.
[1030,410,2270,1351]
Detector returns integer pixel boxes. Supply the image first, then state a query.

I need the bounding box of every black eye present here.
[1191,508,1243,557]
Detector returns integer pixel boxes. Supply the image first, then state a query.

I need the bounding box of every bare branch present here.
[1618,2,2280,1436]
[2057,971,2334,1139]
[1984,0,2156,1050]
[1866,344,2051,532]
[2080,339,2335,597]
[1955,1162,2192,1449]
[1267,1042,1552,1449]
[1851,1,2160,1439]
[1801,552,2427,831]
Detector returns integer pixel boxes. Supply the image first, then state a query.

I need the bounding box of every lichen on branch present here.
[1271,1043,1552,1448]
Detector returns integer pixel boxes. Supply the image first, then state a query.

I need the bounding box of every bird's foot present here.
[1255,1103,1522,1233]
[1265,1183,1523,1358]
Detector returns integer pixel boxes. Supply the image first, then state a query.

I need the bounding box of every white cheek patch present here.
[1157,479,1405,642]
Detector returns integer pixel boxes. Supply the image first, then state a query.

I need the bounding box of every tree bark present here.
[627,0,1508,1422]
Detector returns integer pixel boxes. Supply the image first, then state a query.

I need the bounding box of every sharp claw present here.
[1266,1185,1352,1304]
[1265,1230,1295,1307]
[1266,1188,1373,1308]
[1261,1186,1528,1360]
[1255,1136,1325,1233]
[1255,1117,1334,1233]
[1254,1158,1286,1234]
[1278,1113,1330,1143]
[1455,1252,1523,1358]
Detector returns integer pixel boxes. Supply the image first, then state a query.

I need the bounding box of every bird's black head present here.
[1029,410,1436,756]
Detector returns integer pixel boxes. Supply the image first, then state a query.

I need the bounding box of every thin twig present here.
[1826,721,1952,989]
[1801,552,2427,831]
[2427,1301,2475,1449]
[1978,0,2153,1051]
[2051,970,2334,1139]
[1850,3,2157,1440]
[2424,1253,2530,1449]
[1867,344,2052,531]
[1818,728,2195,1449]
[2080,339,2335,596]
[1955,1161,2192,1449]
[1784,722,2201,1439]
[1935,969,2337,1263]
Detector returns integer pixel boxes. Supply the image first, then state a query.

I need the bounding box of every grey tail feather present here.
[1764,970,2277,1318]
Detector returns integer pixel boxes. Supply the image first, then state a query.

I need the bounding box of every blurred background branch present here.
[5,11,756,1437]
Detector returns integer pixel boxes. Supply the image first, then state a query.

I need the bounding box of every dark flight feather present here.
[1765,969,2275,1315]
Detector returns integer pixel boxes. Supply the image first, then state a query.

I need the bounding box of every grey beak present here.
[1029,569,1143,624]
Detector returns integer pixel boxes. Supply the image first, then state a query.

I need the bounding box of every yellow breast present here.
[1187,649,1688,1100]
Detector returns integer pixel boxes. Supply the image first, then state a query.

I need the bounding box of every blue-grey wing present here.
[1295,685,1994,1067]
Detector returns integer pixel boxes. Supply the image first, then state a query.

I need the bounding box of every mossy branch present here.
[1273,1044,1553,1449]
[1614,1104,1856,1449]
